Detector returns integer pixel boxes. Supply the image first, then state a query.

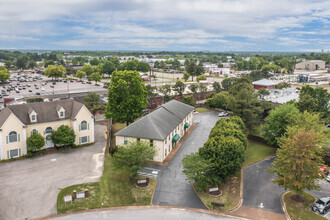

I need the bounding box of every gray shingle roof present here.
[115,100,194,140]
[0,100,85,127]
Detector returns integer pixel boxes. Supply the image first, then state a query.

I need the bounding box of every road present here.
[152,111,219,209]
[0,122,106,220]
[51,207,241,220]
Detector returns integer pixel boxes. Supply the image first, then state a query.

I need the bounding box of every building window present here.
[31,115,36,121]
[8,149,20,158]
[124,137,128,144]
[165,149,167,157]
[31,129,38,135]
[150,140,153,147]
[8,131,19,143]
[165,138,167,145]
[80,120,88,131]
[79,136,89,144]
[60,111,64,118]
[45,127,52,134]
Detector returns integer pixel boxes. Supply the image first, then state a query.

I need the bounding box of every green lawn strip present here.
[195,140,276,211]
[57,182,101,214]
[196,107,209,113]
[243,140,276,166]
[284,191,327,220]
[57,123,156,214]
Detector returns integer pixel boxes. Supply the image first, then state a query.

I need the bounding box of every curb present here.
[281,191,291,220]
[44,205,248,220]
[150,179,158,205]
[191,184,210,210]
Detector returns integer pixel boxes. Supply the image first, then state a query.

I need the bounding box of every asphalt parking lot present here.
[152,111,219,209]
[310,179,330,219]
[0,122,106,220]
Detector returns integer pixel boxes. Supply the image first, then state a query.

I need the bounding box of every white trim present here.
[91,117,95,142]
[23,127,27,155]
[73,120,76,144]
[0,131,3,160]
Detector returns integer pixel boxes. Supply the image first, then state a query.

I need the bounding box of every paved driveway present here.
[242,157,286,214]
[152,111,219,209]
[0,122,106,220]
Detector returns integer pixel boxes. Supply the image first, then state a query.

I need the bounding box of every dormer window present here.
[29,110,37,123]
[32,115,36,121]
[56,105,65,119]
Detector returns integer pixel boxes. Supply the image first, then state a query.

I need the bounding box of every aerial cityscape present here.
[0,1,329,220]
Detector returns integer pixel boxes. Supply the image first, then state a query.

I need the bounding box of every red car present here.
[319,166,329,176]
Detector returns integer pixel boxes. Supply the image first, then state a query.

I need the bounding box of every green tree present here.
[181,94,196,106]
[27,132,45,152]
[105,70,148,125]
[182,153,211,189]
[199,135,245,185]
[0,67,10,83]
[262,103,300,146]
[28,60,37,69]
[89,72,102,84]
[221,78,234,91]
[188,84,198,94]
[196,74,206,82]
[51,125,76,147]
[213,81,221,93]
[83,92,100,109]
[82,64,94,77]
[16,55,28,69]
[4,60,12,69]
[298,85,330,119]
[205,91,229,110]
[257,88,270,98]
[75,70,86,80]
[90,58,100,66]
[44,60,55,68]
[146,84,157,104]
[269,128,325,198]
[112,141,156,177]
[159,84,172,101]
[137,62,150,72]
[101,61,116,77]
[249,70,270,81]
[173,80,186,97]
[297,94,319,113]
[183,72,190,82]
[44,65,66,80]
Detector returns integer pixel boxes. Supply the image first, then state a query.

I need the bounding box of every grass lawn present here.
[243,140,277,166]
[196,107,209,113]
[284,191,327,220]
[195,140,276,211]
[57,123,156,214]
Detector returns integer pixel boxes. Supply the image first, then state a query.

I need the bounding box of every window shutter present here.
[18,148,21,156]
[7,151,9,159]
[87,123,89,130]
[6,136,8,144]
[87,136,90,142]
[79,124,81,131]
[18,134,20,142]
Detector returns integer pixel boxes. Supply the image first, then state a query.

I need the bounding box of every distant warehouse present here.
[295,60,325,71]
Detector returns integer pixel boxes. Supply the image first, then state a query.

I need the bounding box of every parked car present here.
[327,172,330,182]
[28,90,32,92]
[36,92,40,95]
[319,166,329,176]
[312,197,330,214]
[41,88,45,91]
[218,112,229,117]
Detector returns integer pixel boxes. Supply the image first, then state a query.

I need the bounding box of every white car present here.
[41,88,45,91]
[218,112,229,117]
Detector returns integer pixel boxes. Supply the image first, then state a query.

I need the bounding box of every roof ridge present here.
[145,114,164,140]
[161,104,183,120]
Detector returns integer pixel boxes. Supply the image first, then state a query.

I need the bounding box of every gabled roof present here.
[0,100,86,127]
[252,78,278,86]
[115,100,194,140]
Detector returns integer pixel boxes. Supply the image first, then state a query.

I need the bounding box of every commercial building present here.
[0,100,94,160]
[115,100,194,162]
[295,60,325,71]
[252,79,278,90]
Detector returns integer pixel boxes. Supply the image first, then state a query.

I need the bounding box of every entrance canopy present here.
[184,122,190,129]
[172,134,180,143]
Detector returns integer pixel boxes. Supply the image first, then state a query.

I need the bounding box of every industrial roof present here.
[252,78,278,86]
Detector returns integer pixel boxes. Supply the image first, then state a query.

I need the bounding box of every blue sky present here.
[0,0,329,52]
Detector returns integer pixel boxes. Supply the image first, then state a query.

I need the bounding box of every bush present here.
[196,74,207,82]
[181,95,196,106]
[26,97,44,103]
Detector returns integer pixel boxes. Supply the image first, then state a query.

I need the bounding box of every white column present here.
[23,127,27,155]
[91,117,95,142]
[73,120,77,144]
[0,131,3,160]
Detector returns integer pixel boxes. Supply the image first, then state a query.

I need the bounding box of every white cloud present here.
[0,0,329,50]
